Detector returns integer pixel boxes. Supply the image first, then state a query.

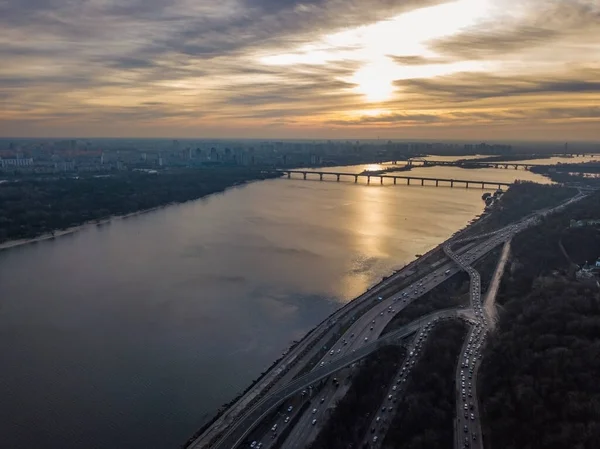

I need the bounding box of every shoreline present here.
[0,205,166,252]
[0,177,262,252]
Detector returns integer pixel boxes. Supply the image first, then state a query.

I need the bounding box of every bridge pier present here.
[407,178,411,185]
[287,172,291,178]
[421,179,424,186]
[319,173,323,181]
[336,174,340,182]
[367,176,371,184]
[481,182,485,189]
[303,172,307,180]
[436,180,439,187]
[380,177,384,185]
[394,178,397,185]
[354,175,358,183]
[466,182,469,188]
[450,180,454,188]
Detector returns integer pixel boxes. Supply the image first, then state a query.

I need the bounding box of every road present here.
[483,239,511,329]
[237,235,513,449]
[361,318,441,449]
[187,233,447,448]
[198,189,589,449]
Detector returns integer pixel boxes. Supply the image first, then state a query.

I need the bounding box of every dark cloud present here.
[430,27,559,60]
[395,71,600,102]
[328,112,441,125]
[389,55,451,65]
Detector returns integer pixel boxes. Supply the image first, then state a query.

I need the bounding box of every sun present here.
[351,59,397,102]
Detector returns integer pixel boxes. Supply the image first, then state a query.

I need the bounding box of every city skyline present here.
[1,0,599,140]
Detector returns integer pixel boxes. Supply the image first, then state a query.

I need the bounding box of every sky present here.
[1,0,599,140]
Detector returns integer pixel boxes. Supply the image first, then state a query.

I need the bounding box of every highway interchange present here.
[189,191,587,449]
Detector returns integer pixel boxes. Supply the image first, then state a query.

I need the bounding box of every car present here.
[271,424,278,432]
[312,419,317,425]
[392,386,397,391]
[320,362,325,367]
[471,413,475,420]
[373,436,378,443]
[320,397,325,403]
[284,416,290,423]
[288,406,293,412]
[376,416,381,423]
[381,406,386,412]
[388,394,392,400]
[256,444,262,449]
[464,403,468,410]
[364,337,369,342]
[371,427,376,433]
[370,326,374,330]
[251,442,257,448]
[464,412,468,418]
[464,425,468,433]
[312,408,317,414]
[330,350,334,355]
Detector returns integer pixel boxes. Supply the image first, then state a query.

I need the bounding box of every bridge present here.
[277,170,512,189]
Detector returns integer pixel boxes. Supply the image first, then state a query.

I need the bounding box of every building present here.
[0,157,34,168]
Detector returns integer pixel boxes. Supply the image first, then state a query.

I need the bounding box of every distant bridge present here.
[277,170,512,189]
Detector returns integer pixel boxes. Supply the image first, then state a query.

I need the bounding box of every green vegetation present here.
[309,346,405,449]
[479,191,600,449]
[383,320,468,449]
[0,168,279,244]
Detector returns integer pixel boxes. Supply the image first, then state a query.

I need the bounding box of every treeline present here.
[463,182,577,238]
[309,346,405,449]
[479,191,600,449]
[0,168,279,243]
[383,320,468,449]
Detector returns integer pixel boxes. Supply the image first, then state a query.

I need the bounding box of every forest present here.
[0,168,279,244]
[479,191,600,449]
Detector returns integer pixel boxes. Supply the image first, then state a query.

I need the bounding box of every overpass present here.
[277,170,512,189]
[205,309,474,449]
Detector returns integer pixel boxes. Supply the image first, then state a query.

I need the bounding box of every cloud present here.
[389,55,451,65]
[394,71,600,102]
[1,0,600,139]
[328,112,442,125]
[430,27,560,60]
[429,0,600,60]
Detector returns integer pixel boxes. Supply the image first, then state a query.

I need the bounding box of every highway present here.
[444,242,487,449]
[361,319,440,448]
[222,232,514,449]
[194,189,588,449]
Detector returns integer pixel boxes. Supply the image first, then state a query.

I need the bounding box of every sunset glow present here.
[1,0,599,139]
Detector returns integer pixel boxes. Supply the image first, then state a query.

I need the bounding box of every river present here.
[0,163,550,449]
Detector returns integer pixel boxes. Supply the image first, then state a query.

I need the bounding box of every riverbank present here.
[0,169,278,251]
[0,205,165,251]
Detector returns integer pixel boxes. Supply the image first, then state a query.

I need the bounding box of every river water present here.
[0,164,549,449]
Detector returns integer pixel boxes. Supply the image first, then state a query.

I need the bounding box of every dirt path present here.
[483,239,511,329]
